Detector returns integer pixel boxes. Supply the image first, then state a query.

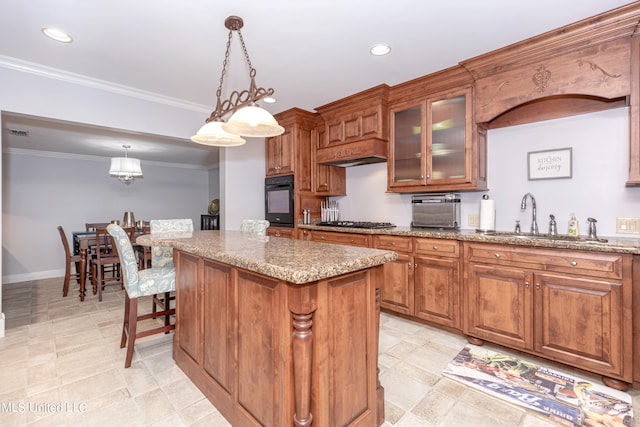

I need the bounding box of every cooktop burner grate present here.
[316,221,396,229]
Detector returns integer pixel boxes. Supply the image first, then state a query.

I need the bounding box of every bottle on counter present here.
[568,212,579,236]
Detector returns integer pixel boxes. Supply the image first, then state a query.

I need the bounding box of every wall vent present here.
[8,129,29,137]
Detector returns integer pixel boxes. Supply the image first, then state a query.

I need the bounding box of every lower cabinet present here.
[308,230,371,247]
[463,242,633,387]
[266,226,294,238]
[373,235,460,329]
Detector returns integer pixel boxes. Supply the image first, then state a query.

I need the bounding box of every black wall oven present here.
[265,174,294,228]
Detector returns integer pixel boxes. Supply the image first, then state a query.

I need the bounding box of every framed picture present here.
[527,147,572,180]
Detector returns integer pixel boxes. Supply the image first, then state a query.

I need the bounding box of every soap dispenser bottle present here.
[568,213,579,236]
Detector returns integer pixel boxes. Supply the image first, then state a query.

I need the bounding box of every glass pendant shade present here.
[222,105,285,137]
[191,120,246,146]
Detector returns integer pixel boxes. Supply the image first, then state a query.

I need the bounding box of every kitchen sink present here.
[479,231,608,243]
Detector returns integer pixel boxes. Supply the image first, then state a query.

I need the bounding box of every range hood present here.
[316,138,387,167]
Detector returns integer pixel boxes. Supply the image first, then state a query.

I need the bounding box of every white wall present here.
[2,151,209,283]
[0,60,266,336]
[219,139,266,230]
[334,107,640,237]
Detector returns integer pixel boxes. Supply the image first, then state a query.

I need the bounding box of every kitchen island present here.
[137,230,397,427]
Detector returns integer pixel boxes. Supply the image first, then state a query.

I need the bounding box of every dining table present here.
[73,229,147,301]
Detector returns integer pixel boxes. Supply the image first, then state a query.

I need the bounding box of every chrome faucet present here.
[548,214,557,236]
[520,193,539,234]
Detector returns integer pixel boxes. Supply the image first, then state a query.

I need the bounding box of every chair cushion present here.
[128,267,176,298]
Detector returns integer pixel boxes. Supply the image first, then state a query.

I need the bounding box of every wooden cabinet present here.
[266,226,294,238]
[312,122,346,195]
[316,84,389,148]
[372,235,414,315]
[373,235,460,328]
[387,84,487,193]
[309,230,370,247]
[266,127,294,176]
[463,242,633,387]
[315,85,390,165]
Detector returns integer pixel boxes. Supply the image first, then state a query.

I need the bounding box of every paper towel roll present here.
[479,199,496,231]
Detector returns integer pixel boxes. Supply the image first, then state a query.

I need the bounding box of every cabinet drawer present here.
[372,235,412,252]
[465,243,625,280]
[414,238,459,258]
[311,231,370,247]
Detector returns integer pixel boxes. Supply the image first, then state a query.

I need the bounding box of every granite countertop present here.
[298,224,640,255]
[137,230,398,284]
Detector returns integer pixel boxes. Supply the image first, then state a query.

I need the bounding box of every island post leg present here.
[289,284,317,427]
[292,311,314,427]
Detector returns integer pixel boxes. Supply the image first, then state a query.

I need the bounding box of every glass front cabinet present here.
[388,86,486,192]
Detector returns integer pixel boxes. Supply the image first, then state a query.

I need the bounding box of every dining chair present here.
[107,224,176,368]
[240,219,270,236]
[57,226,84,297]
[91,227,134,301]
[149,218,193,316]
[134,224,151,270]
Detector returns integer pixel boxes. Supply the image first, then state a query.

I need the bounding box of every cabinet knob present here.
[525,281,529,288]
[494,253,500,258]
[349,239,354,243]
[570,261,577,266]
[414,263,418,268]
[536,283,541,290]
[391,242,396,246]
[432,245,438,250]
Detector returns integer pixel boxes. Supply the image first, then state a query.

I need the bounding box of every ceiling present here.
[0,0,633,168]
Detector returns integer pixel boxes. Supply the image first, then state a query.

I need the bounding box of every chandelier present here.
[109,145,143,184]
[191,16,284,147]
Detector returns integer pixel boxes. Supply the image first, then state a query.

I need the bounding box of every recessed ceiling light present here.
[41,27,73,43]
[263,97,276,104]
[369,44,391,56]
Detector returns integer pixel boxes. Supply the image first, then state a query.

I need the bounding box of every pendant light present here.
[109,145,143,184]
[191,16,284,146]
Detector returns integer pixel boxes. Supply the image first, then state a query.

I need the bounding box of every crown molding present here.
[0,55,210,114]
[2,147,215,170]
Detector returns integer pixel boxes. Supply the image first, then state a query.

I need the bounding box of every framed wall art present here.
[527,147,572,180]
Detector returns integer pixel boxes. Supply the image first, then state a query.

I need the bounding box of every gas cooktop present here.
[316,221,396,229]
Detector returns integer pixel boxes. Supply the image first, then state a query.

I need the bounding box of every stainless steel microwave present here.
[411,193,460,229]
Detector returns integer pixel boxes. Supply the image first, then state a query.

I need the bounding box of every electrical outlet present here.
[616,218,640,234]
[468,214,480,228]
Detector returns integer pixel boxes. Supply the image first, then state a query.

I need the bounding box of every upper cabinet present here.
[387,67,487,193]
[315,85,390,166]
[266,126,295,177]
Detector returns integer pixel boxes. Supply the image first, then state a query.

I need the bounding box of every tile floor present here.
[0,277,637,426]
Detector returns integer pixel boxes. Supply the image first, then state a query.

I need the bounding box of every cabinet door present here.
[379,252,414,315]
[534,273,626,377]
[266,129,294,176]
[313,125,346,195]
[426,88,471,184]
[465,263,533,350]
[389,102,426,187]
[414,255,459,328]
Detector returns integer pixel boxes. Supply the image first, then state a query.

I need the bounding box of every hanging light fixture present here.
[109,145,143,184]
[191,15,284,146]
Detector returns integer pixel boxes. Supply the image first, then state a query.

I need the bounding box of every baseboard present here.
[2,269,64,284]
[0,313,5,338]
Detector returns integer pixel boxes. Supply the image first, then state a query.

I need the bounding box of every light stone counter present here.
[298,224,640,255]
[137,230,397,284]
